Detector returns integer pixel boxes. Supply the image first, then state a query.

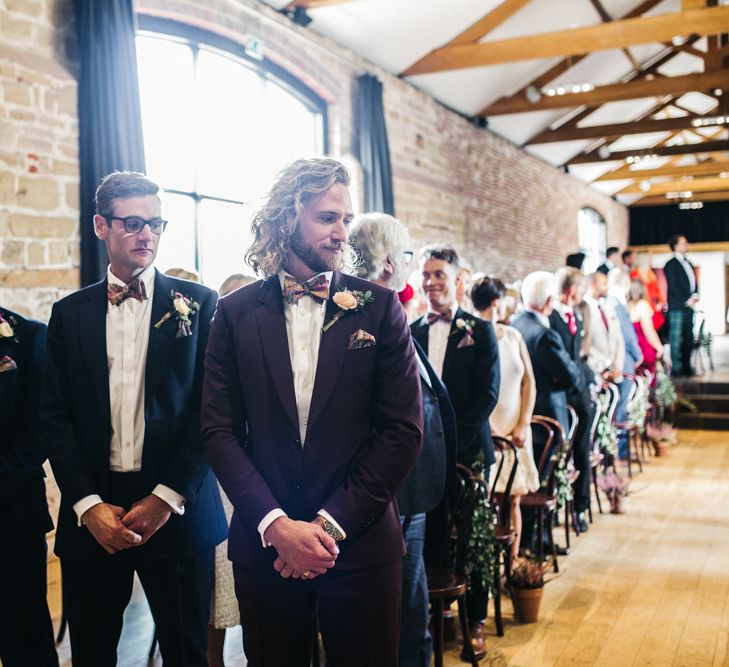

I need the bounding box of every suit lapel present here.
[307,272,356,433]
[78,281,111,417]
[145,272,178,407]
[255,277,300,433]
[441,307,463,379]
[412,315,430,355]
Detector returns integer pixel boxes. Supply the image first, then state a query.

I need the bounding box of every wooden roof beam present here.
[632,190,729,205]
[567,139,729,164]
[596,160,729,181]
[402,6,729,75]
[486,69,729,115]
[620,175,729,194]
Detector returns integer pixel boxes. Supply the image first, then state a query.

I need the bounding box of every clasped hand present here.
[265,516,339,580]
[82,495,172,554]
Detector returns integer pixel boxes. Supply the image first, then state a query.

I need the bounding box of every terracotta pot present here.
[653,440,670,457]
[511,586,543,623]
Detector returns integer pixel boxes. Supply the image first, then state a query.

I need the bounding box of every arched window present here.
[578,207,607,274]
[135,19,327,289]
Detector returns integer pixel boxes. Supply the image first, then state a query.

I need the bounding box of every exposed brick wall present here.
[0,0,79,322]
[0,0,628,324]
[136,0,628,284]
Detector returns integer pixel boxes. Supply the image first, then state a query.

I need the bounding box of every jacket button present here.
[295,483,302,491]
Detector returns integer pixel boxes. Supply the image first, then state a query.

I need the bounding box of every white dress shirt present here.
[73,266,186,524]
[427,303,459,379]
[673,252,697,296]
[256,271,345,546]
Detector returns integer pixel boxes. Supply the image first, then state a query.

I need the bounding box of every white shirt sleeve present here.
[257,508,288,548]
[73,494,103,526]
[152,484,186,515]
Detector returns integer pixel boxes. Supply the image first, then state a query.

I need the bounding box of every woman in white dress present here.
[471,275,540,562]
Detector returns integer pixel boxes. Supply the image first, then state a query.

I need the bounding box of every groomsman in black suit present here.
[663,234,699,376]
[549,267,594,533]
[597,247,620,275]
[0,307,58,667]
[411,244,499,660]
[41,172,226,667]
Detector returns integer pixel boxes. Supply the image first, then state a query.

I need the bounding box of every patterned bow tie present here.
[427,311,452,325]
[282,274,330,304]
[107,279,147,306]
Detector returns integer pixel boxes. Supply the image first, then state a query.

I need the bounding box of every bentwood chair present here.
[489,435,519,637]
[427,464,480,667]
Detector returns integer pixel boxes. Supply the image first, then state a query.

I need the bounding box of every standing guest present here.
[628,279,664,378]
[630,253,666,332]
[622,250,636,271]
[566,252,585,271]
[0,307,58,667]
[664,235,699,376]
[549,267,593,533]
[351,212,455,667]
[201,158,423,667]
[511,272,580,554]
[597,247,620,275]
[164,266,200,282]
[411,245,499,660]
[455,265,474,313]
[584,272,625,384]
[41,171,227,667]
[471,276,539,564]
[607,269,643,460]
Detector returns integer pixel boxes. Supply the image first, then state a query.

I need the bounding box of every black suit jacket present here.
[511,311,580,433]
[411,308,499,467]
[549,309,593,415]
[396,340,456,517]
[664,256,697,310]
[0,308,53,542]
[41,272,226,561]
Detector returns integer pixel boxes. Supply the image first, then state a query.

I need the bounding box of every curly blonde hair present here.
[245,157,357,278]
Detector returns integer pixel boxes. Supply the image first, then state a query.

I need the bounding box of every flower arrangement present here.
[595,392,618,458]
[554,450,574,510]
[597,468,629,513]
[322,288,374,333]
[627,375,649,434]
[154,290,200,338]
[654,366,677,423]
[452,318,475,337]
[0,313,17,341]
[465,452,498,595]
[510,556,550,590]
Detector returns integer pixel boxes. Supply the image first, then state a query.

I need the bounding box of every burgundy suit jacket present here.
[201,272,423,570]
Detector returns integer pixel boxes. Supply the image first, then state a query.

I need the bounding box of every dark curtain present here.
[629,202,729,246]
[355,75,394,215]
[74,0,146,286]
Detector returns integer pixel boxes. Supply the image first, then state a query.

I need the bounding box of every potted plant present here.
[509,556,550,623]
[596,468,629,514]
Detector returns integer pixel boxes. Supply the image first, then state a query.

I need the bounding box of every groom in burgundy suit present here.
[201,158,423,667]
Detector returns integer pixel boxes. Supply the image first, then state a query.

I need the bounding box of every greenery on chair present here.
[465,451,498,595]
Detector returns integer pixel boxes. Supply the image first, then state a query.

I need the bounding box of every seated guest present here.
[565,252,585,271]
[597,247,620,275]
[628,279,664,377]
[351,213,455,667]
[471,276,539,564]
[411,245,499,660]
[607,269,643,460]
[550,267,593,533]
[511,272,580,553]
[0,306,58,667]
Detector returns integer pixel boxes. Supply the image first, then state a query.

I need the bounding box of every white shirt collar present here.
[552,300,572,323]
[107,264,156,291]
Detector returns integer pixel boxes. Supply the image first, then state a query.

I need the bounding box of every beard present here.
[290,232,342,273]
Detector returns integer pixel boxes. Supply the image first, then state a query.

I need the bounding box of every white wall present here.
[652,251,727,335]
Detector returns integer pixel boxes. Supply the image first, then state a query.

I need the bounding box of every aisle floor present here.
[49,429,729,667]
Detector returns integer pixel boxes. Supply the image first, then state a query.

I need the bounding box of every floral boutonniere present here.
[451,318,476,348]
[154,290,200,338]
[0,313,18,343]
[322,288,375,333]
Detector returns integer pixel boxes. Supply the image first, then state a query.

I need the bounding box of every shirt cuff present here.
[258,508,288,548]
[318,509,347,540]
[152,485,186,515]
[73,494,103,527]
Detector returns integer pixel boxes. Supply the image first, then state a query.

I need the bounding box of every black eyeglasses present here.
[104,215,168,235]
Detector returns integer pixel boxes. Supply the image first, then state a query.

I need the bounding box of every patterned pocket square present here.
[456,333,475,349]
[348,329,376,350]
[0,355,18,373]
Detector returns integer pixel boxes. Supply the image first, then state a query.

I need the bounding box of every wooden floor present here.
[45,428,729,667]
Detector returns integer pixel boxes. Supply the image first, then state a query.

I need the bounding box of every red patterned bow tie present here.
[107,279,147,306]
[427,311,452,325]
[282,274,330,304]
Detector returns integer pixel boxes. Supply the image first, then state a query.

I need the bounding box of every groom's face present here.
[289,183,354,274]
